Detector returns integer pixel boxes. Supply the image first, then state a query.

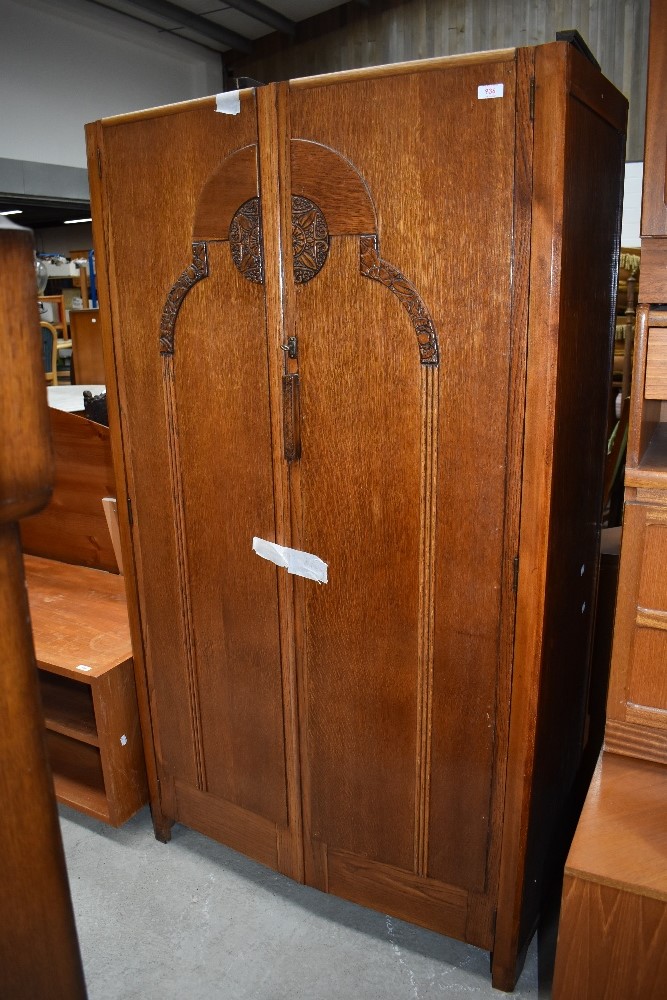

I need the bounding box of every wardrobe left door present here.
[90,94,303,879]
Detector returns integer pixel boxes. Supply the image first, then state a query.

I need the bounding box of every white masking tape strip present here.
[252,537,328,584]
[478,82,504,100]
[215,91,241,115]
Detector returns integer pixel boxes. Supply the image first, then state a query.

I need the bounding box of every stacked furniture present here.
[21,406,148,826]
[553,1,667,996]
[87,42,626,989]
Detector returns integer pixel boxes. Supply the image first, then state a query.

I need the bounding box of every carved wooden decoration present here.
[159,242,209,356]
[291,196,329,284]
[229,197,264,284]
[360,235,439,366]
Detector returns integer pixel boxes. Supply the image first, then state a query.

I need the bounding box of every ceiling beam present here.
[222,2,296,37]
[120,0,253,52]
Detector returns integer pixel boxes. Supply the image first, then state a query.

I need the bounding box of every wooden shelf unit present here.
[552,753,667,1000]
[25,553,147,827]
[606,304,667,765]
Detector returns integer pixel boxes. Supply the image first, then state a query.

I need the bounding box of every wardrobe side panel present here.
[519,53,627,947]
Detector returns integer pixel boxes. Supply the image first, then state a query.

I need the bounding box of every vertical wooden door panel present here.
[99,97,295,856]
[296,239,422,871]
[175,242,287,824]
[287,57,519,906]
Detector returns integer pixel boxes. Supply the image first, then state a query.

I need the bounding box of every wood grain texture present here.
[494,42,626,990]
[645,328,667,399]
[607,502,667,751]
[552,754,667,1000]
[626,306,663,472]
[86,117,170,839]
[639,238,667,302]
[605,717,667,764]
[327,848,468,941]
[25,554,131,677]
[0,226,85,999]
[255,82,305,881]
[641,0,667,236]
[20,408,118,572]
[192,143,259,241]
[228,0,648,160]
[89,44,626,990]
[69,308,105,385]
[290,139,376,234]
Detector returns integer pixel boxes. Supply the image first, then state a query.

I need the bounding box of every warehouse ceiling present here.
[82,0,366,54]
[6,2,366,229]
[0,198,92,232]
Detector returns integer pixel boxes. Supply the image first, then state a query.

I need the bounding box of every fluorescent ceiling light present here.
[64,217,92,224]
[1,209,22,216]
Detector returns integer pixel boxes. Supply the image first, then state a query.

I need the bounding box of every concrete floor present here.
[59,804,545,1000]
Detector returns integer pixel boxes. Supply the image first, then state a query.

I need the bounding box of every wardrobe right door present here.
[286,55,525,946]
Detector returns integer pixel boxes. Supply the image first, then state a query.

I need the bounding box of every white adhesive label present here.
[478,83,504,100]
[215,91,241,115]
[120,734,128,747]
[253,537,328,584]
[76,664,92,673]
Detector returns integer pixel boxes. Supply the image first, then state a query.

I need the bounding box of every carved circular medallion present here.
[229,197,263,284]
[291,196,329,284]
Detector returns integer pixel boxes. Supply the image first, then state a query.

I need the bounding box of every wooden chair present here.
[40,321,59,386]
[38,295,72,382]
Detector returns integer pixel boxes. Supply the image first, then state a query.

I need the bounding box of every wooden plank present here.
[38,670,98,746]
[646,328,667,399]
[494,41,626,990]
[641,0,667,236]
[20,408,118,573]
[69,308,105,385]
[327,848,470,943]
[24,554,131,677]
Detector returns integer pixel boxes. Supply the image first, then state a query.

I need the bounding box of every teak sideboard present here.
[86,43,626,990]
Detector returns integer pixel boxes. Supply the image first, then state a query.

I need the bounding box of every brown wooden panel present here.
[24,554,131,676]
[94,660,148,826]
[288,57,519,895]
[327,849,470,944]
[639,239,667,302]
[605,718,667,765]
[641,0,667,236]
[637,515,667,608]
[174,781,279,871]
[69,309,105,385]
[98,93,294,837]
[192,143,259,241]
[296,237,422,872]
[517,47,626,946]
[426,58,517,894]
[290,139,376,234]
[628,629,667,712]
[553,754,667,1000]
[20,408,118,573]
[553,875,667,1000]
[645,328,667,399]
[174,241,288,825]
[494,44,627,990]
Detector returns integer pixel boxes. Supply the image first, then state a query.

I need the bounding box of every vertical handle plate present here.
[282,373,301,462]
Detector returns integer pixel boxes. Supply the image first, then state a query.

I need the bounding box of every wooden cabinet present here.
[606,306,667,764]
[87,43,626,990]
[552,753,667,1000]
[26,554,147,826]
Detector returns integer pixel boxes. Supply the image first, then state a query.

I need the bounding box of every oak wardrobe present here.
[87,42,626,989]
